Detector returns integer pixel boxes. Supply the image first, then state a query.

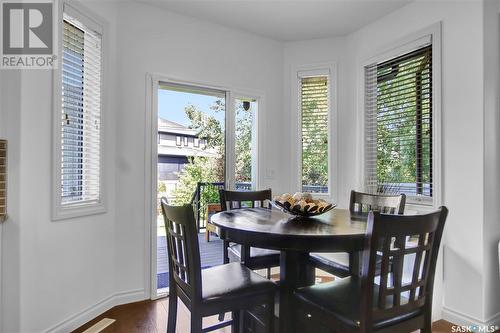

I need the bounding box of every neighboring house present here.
[157,118,217,199]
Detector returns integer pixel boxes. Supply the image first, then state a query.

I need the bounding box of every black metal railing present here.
[192,181,252,231]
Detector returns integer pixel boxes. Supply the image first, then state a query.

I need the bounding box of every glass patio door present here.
[151,81,261,297]
[155,82,226,295]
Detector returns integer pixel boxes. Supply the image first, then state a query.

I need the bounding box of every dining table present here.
[211,207,368,333]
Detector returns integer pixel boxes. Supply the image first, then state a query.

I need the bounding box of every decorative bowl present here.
[271,198,336,217]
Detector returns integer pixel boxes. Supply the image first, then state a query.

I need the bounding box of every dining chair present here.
[219,189,281,278]
[309,190,406,278]
[161,198,276,333]
[294,207,448,333]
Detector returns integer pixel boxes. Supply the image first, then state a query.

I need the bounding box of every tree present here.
[375,51,431,194]
[170,98,256,205]
[171,101,225,205]
[235,101,253,183]
[171,156,220,205]
[300,76,329,190]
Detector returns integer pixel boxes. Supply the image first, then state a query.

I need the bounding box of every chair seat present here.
[228,244,280,259]
[310,252,350,268]
[202,262,276,303]
[294,276,421,329]
[309,252,351,277]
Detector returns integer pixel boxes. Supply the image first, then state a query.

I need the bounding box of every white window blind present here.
[365,45,432,204]
[300,75,329,194]
[60,14,102,206]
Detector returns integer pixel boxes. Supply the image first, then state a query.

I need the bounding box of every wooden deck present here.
[157,233,223,289]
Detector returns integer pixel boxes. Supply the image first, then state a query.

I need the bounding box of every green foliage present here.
[301,99,328,187]
[235,101,253,183]
[185,104,224,151]
[171,100,227,206]
[301,76,329,189]
[171,98,255,208]
[157,181,166,194]
[170,156,220,205]
[375,53,432,189]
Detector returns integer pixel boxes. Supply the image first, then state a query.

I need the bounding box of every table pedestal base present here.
[279,250,315,333]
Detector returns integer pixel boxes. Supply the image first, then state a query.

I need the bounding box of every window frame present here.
[51,1,107,220]
[232,95,260,190]
[290,63,338,200]
[359,23,442,209]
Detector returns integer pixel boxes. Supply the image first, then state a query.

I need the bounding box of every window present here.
[53,4,104,220]
[364,44,433,204]
[194,138,199,147]
[299,74,329,194]
[176,136,181,146]
[183,136,188,146]
[234,98,258,190]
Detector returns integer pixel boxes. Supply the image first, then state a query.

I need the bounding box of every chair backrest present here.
[359,207,448,331]
[160,198,202,300]
[350,190,406,215]
[219,189,272,211]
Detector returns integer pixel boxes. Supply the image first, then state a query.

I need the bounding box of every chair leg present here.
[191,310,203,333]
[206,229,210,242]
[265,297,275,333]
[231,310,240,333]
[266,267,271,279]
[218,238,229,322]
[223,240,230,264]
[421,310,432,333]
[167,292,178,333]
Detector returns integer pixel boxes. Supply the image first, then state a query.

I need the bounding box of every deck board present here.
[157,233,223,288]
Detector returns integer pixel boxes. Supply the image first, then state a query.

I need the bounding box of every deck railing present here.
[192,181,251,231]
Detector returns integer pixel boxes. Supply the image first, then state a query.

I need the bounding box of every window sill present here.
[52,202,106,221]
[404,202,435,215]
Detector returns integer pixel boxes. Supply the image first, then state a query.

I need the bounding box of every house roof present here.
[158,118,198,136]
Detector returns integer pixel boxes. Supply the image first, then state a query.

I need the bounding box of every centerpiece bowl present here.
[271,192,336,217]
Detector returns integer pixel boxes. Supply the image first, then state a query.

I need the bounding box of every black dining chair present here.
[161,198,276,333]
[309,190,406,278]
[219,189,281,278]
[294,207,448,333]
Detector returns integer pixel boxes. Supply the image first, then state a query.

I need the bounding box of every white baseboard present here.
[486,311,500,328]
[43,289,146,333]
[443,306,500,328]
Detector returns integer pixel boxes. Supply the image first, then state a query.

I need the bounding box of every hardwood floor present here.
[73,298,462,333]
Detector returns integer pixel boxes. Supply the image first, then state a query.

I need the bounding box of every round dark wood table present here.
[211,207,367,333]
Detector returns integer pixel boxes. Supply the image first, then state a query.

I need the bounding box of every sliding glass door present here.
[155,83,226,295]
[152,81,261,297]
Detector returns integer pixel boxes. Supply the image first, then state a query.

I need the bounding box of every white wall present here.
[113,1,285,298]
[284,0,496,326]
[349,1,488,325]
[0,70,22,333]
[482,0,500,324]
[1,1,120,332]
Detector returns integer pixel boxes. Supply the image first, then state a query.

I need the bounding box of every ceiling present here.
[137,0,413,41]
